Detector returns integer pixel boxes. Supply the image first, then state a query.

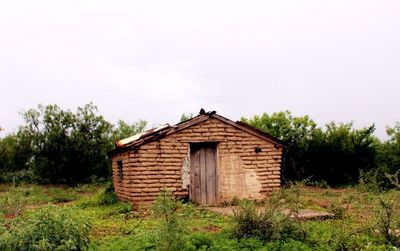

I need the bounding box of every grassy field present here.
[0,183,399,250]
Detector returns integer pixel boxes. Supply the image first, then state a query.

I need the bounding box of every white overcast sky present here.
[0,0,399,139]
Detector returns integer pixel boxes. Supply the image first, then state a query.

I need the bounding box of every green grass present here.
[0,183,399,250]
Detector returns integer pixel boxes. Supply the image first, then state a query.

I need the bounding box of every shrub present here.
[375,198,400,247]
[359,169,386,193]
[151,189,189,251]
[95,182,119,206]
[0,194,25,219]
[0,206,91,250]
[89,234,155,251]
[232,199,305,242]
[189,232,215,250]
[327,203,345,220]
[0,169,40,185]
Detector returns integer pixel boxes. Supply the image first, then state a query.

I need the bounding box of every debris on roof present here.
[115,124,170,147]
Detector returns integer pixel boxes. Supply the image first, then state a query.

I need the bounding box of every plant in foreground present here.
[0,206,91,251]
[151,189,189,251]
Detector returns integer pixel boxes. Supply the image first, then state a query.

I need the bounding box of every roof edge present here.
[211,114,286,147]
[108,110,287,157]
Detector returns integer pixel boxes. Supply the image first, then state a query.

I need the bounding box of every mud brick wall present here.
[111,117,282,206]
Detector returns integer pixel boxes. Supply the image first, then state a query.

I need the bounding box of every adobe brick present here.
[164,166,180,170]
[129,183,148,188]
[147,183,162,188]
[145,166,160,171]
[258,171,272,176]
[125,188,142,193]
[159,179,177,183]
[142,187,160,192]
[159,170,176,175]
[141,170,158,175]
[163,175,180,179]
[142,179,160,184]
[145,175,164,179]
[131,196,156,201]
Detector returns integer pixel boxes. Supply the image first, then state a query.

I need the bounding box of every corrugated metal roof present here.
[115,124,170,147]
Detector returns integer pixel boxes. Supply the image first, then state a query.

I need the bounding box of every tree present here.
[111,119,147,143]
[0,133,32,176]
[241,111,318,182]
[308,122,378,184]
[241,111,378,185]
[373,122,400,189]
[20,103,113,184]
[180,113,193,122]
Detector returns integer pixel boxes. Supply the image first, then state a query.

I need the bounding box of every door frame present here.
[189,142,219,205]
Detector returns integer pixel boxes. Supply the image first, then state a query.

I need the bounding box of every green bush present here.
[232,200,304,242]
[49,188,79,203]
[375,198,400,247]
[95,182,119,206]
[242,111,379,186]
[0,194,25,219]
[0,206,91,251]
[151,189,190,251]
[89,234,155,251]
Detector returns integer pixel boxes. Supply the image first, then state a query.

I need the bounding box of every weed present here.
[151,189,189,251]
[385,170,400,190]
[0,205,91,250]
[95,182,119,206]
[232,198,305,242]
[375,198,400,247]
[231,196,241,206]
[327,203,346,220]
[359,169,385,193]
[180,202,196,218]
[50,188,78,203]
[0,194,25,219]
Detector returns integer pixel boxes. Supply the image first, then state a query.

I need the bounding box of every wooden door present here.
[190,143,217,205]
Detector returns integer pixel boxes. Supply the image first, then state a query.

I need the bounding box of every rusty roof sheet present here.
[115,124,171,147]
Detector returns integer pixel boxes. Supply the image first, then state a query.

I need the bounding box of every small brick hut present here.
[108,110,285,206]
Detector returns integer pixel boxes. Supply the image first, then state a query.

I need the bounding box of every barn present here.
[108,110,285,206]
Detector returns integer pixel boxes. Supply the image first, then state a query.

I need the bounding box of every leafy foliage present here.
[1,183,398,250]
[375,198,400,247]
[0,103,147,184]
[180,113,193,122]
[110,119,147,143]
[151,190,190,251]
[375,123,400,189]
[0,206,91,251]
[18,103,113,184]
[233,188,306,242]
[0,132,33,182]
[242,111,379,185]
[94,182,120,206]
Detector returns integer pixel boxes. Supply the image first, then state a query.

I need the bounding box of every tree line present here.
[0,103,146,184]
[241,111,400,189]
[0,104,399,188]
